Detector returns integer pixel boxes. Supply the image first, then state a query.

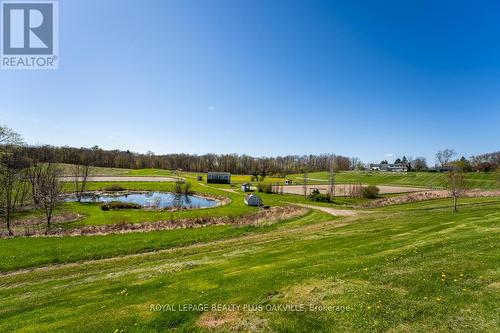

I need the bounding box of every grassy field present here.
[288,171,497,189]
[57,163,498,189]
[57,164,284,183]
[1,197,499,332]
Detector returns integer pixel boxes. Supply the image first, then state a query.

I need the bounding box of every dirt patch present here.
[0,212,83,237]
[3,206,308,238]
[282,184,429,196]
[197,311,242,329]
[15,212,82,227]
[197,310,270,331]
[487,281,500,289]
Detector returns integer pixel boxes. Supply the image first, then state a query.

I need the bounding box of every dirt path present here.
[199,183,238,193]
[291,204,360,217]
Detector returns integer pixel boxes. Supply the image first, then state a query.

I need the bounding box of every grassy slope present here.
[0,211,328,272]
[0,198,498,332]
[288,171,497,189]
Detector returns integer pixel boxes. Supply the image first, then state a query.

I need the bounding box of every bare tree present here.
[303,169,308,199]
[26,160,44,205]
[37,164,63,231]
[0,153,30,236]
[0,167,29,236]
[447,168,468,212]
[72,163,93,202]
[436,149,456,168]
[328,158,336,199]
[0,125,23,146]
[413,157,428,172]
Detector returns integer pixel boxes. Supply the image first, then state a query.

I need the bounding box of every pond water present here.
[67,192,218,209]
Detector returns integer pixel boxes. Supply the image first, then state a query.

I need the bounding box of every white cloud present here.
[384,153,394,157]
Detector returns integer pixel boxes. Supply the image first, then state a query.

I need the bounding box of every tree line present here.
[14,145,353,175]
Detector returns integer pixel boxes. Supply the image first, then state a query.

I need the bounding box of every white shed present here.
[241,183,252,192]
[244,194,263,207]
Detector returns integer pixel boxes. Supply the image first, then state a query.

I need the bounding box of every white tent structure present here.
[244,194,263,207]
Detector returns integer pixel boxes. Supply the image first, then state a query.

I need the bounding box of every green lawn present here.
[1,197,498,332]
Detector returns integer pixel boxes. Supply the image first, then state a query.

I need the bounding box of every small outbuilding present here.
[207,172,231,184]
[244,194,263,207]
[241,183,252,192]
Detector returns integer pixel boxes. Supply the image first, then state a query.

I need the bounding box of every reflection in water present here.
[67,192,216,209]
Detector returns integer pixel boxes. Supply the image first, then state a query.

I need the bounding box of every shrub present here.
[101,201,142,211]
[309,189,333,203]
[257,183,273,194]
[361,186,380,199]
[174,181,192,195]
[104,184,126,192]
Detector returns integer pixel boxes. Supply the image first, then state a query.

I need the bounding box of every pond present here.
[67,192,218,209]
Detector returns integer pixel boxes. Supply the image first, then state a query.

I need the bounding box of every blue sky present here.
[1,0,499,163]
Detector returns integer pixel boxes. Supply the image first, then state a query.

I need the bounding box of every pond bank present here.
[2,206,308,238]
